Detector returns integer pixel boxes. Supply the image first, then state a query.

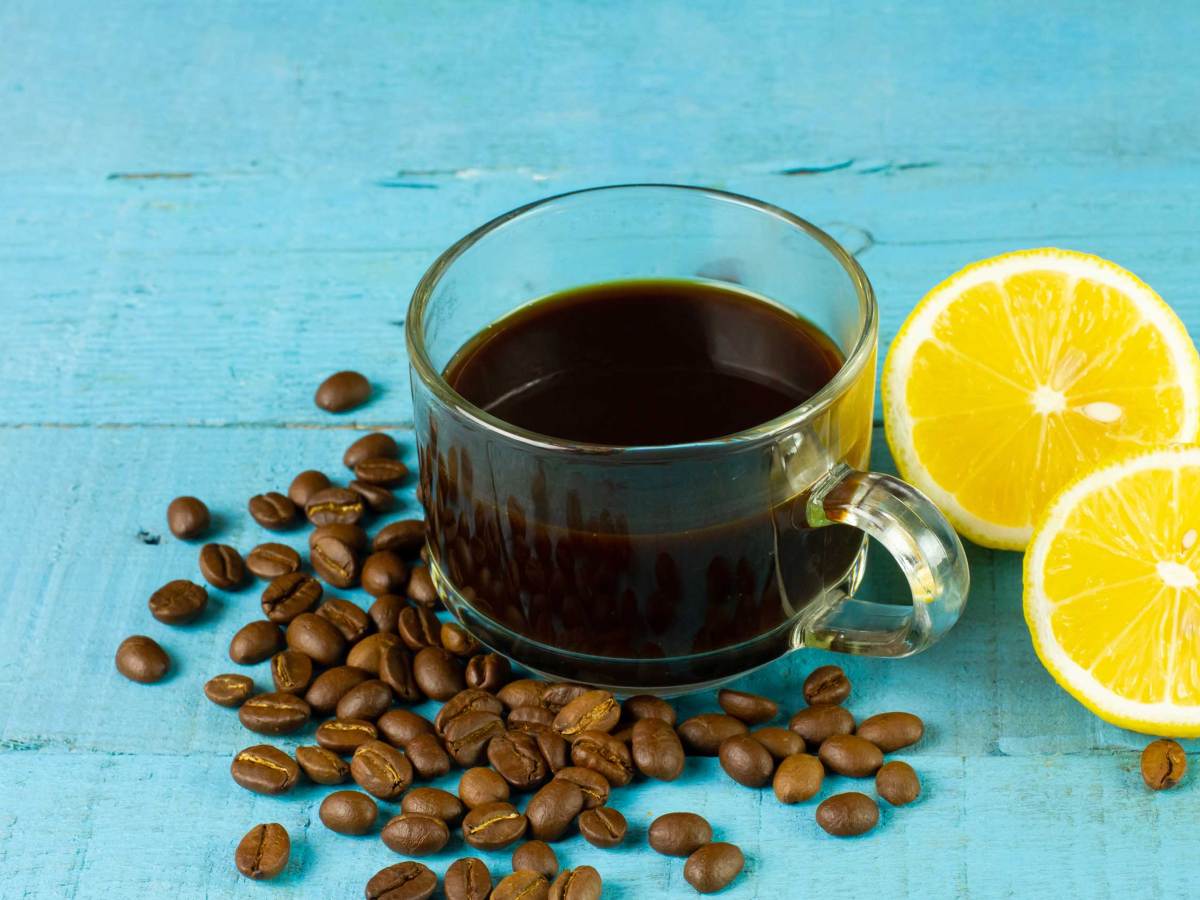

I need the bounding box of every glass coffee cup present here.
[407,184,968,692]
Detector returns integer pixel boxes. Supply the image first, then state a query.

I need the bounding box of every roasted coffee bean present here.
[115,635,169,683]
[316,717,379,754]
[498,679,549,710]
[788,705,855,745]
[552,767,609,810]
[631,717,685,781]
[535,732,569,774]
[440,622,479,657]
[167,495,209,539]
[402,786,464,825]
[315,370,371,412]
[205,673,254,707]
[570,730,633,787]
[406,566,439,607]
[319,789,378,835]
[198,543,246,590]
[466,653,512,692]
[525,779,584,842]
[369,593,406,633]
[231,744,300,794]
[345,432,399,469]
[362,551,408,597]
[443,857,492,900]
[856,712,925,753]
[684,842,744,893]
[305,665,371,715]
[350,479,396,513]
[235,823,289,880]
[717,688,778,725]
[461,801,527,850]
[382,813,450,856]
[437,689,506,736]
[310,522,369,555]
[553,690,619,740]
[239,692,311,735]
[378,709,434,747]
[509,705,556,734]
[648,812,712,857]
[489,730,551,790]
[413,646,465,700]
[542,684,592,710]
[351,739,414,799]
[305,486,366,527]
[269,650,313,694]
[406,732,452,779]
[774,752,824,803]
[353,457,410,487]
[816,791,879,836]
[288,469,331,507]
[751,726,805,760]
[229,621,284,665]
[718,733,775,787]
[399,606,441,650]
[492,871,549,900]
[249,492,298,531]
[285,612,347,666]
[317,597,371,643]
[804,664,851,706]
[336,679,392,721]
[295,745,350,784]
[677,713,748,756]
[365,861,437,900]
[513,840,559,880]
[578,806,626,848]
[261,572,322,624]
[459,766,511,809]
[380,644,421,702]
[549,866,602,900]
[1142,738,1187,790]
[311,535,359,588]
[245,542,302,579]
[819,733,883,777]
[148,579,208,625]
[876,760,921,805]
[374,518,426,555]
[624,694,677,726]
[348,632,402,674]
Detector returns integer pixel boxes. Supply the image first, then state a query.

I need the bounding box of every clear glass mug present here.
[407,184,968,693]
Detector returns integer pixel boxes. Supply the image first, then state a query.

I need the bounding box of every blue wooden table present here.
[3,2,1199,897]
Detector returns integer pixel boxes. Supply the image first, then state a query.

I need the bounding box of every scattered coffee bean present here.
[285,612,347,666]
[549,865,602,900]
[362,551,408,596]
[624,694,677,726]
[570,730,633,787]
[437,689,506,735]
[751,726,805,760]
[320,789,379,835]
[198,543,246,590]
[350,479,396,513]
[205,673,254,707]
[115,635,169,683]
[305,665,371,715]
[525,778,584,842]
[816,791,879,836]
[365,861,438,900]
[353,457,410,487]
[876,760,921,805]
[369,593,406,633]
[402,786,465,825]
[677,713,748,756]
[235,823,289,880]
[818,733,883,777]
[773,752,824,803]
[1142,738,1187,790]
[348,632,403,674]
[648,812,712,857]
[631,717,685,781]
[804,664,851,706]
[788,705,855,745]
[316,597,371,643]
[249,492,298,531]
[337,679,392,721]
[441,622,479,657]
[490,730,552,790]
[305,486,366,527]
[498,679,551,711]
[406,566,438,607]
[718,733,775,787]
[684,842,744,894]
[462,801,527,850]
[345,432,399,469]
[229,620,284,665]
[399,606,441,650]
[378,709,434,747]
[315,370,371,412]
[316,717,379,754]
[407,732,453,779]
[148,579,208,625]
[513,841,558,880]
[230,744,300,795]
[578,806,626,848]
[509,705,556,734]
[351,739,413,799]
[413,646,465,700]
[553,690,620,740]
[493,871,549,900]
[466,653,512,692]
[717,688,778,725]
[245,542,302,580]
[167,496,210,540]
[380,644,422,702]
[552,767,610,810]
[374,519,426,556]
[444,856,492,900]
[459,766,512,809]
[295,745,350,785]
[261,572,322,624]
[310,523,369,555]
[535,731,569,774]
[288,469,332,507]
[856,712,925,752]
[239,691,311,735]
[311,534,360,588]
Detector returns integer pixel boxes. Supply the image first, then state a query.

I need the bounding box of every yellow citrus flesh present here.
[1025,446,1200,735]
[883,249,1200,549]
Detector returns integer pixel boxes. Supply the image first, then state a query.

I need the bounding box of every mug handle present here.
[798,463,969,657]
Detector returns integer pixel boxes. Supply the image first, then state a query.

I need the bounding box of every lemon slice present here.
[883,248,1200,549]
[1025,446,1200,735]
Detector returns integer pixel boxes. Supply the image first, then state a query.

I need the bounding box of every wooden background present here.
[2,1,1198,897]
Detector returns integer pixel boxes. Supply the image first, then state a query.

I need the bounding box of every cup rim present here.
[406,183,877,458]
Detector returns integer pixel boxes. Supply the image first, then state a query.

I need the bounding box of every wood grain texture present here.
[2,0,1198,896]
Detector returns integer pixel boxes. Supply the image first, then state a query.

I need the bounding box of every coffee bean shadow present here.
[205,511,232,537]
